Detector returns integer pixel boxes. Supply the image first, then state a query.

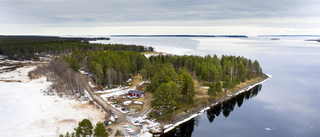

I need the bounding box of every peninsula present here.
[0,36,269,137]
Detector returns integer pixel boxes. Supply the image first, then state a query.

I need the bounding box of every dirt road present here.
[84,80,126,120]
[83,75,142,137]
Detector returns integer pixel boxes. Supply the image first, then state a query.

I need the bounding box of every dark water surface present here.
[99,36,320,137]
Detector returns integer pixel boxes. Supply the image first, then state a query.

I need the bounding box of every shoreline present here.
[163,73,272,133]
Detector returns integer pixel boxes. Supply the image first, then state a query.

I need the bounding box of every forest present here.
[69,51,262,113]
[0,36,263,115]
[140,54,262,113]
[0,36,153,60]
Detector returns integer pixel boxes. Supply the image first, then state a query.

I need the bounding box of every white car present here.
[114,115,118,119]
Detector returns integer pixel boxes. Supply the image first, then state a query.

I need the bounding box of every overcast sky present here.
[1,0,319,35]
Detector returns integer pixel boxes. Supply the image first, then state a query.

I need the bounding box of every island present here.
[0,36,270,137]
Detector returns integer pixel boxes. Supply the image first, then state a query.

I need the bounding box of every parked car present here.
[114,115,118,119]
[109,109,114,114]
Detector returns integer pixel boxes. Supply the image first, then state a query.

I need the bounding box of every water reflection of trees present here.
[207,84,262,123]
[162,84,262,137]
[163,118,195,137]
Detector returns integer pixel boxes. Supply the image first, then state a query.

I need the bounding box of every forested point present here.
[69,49,263,114]
[141,54,263,114]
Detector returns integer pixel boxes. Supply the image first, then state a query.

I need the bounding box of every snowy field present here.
[0,66,105,137]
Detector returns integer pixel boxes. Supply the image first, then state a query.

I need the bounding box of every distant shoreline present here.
[110,35,248,38]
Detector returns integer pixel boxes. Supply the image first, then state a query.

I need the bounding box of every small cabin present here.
[128,90,145,98]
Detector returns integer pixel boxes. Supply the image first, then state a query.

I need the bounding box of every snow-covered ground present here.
[94,86,129,94]
[0,66,105,137]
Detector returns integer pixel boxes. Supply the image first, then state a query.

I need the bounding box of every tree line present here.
[145,54,262,84]
[86,50,147,88]
[0,36,153,60]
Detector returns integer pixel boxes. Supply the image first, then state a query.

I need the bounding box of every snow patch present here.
[0,66,105,137]
[201,86,209,89]
[123,100,132,105]
[134,101,144,105]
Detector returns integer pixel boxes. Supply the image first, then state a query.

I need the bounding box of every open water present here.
[96,36,320,137]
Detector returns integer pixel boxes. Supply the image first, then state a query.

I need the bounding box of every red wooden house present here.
[128,90,145,98]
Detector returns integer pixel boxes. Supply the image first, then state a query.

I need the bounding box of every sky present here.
[1,0,320,35]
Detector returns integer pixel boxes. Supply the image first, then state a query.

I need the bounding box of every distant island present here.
[111,35,248,38]
[259,35,320,37]
[305,39,320,42]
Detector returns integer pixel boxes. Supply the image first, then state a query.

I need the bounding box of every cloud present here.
[0,0,319,34]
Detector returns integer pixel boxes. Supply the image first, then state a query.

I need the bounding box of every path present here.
[82,74,142,137]
[84,78,125,120]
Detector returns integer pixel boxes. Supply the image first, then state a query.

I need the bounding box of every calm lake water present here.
[96,36,320,137]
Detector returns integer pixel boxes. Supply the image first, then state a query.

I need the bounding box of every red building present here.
[128,90,145,98]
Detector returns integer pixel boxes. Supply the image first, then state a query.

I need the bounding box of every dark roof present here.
[128,90,144,94]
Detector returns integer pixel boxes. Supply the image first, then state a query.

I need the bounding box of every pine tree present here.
[93,122,108,137]
[152,83,167,107]
[65,132,70,137]
[95,63,104,86]
[69,57,80,71]
[223,75,232,89]
[208,83,216,99]
[75,119,93,137]
[215,81,222,93]
[238,62,246,82]
[180,70,195,103]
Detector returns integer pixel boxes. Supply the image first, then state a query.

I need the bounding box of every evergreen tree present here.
[65,132,70,137]
[232,75,238,89]
[179,70,195,104]
[69,57,80,71]
[208,83,216,99]
[238,62,246,82]
[168,81,181,105]
[253,60,262,76]
[146,74,160,93]
[75,119,93,137]
[223,75,232,89]
[95,63,104,86]
[94,122,108,137]
[152,83,169,109]
[140,68,148,80]
[215,81,222,93]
